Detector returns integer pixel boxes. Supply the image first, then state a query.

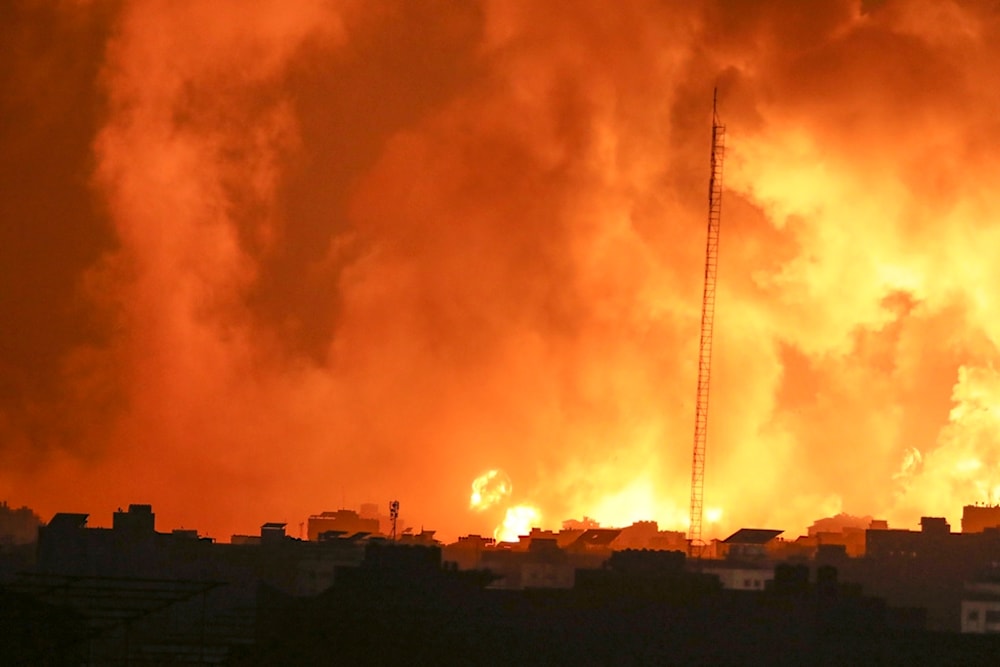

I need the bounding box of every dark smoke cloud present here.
[0,1,121,467]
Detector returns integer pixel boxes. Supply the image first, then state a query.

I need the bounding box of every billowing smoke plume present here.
[4,0,1000,540]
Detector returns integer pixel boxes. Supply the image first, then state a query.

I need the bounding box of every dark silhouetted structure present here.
[0,501,40,582]
[19,501,1000,664]
[306,509,379,541]
[23,504,371,662]
[0,500,41,546]
[689,88,726,555]
[718,528,783,560]
[241,542,999,666]
[963,504,1000,533]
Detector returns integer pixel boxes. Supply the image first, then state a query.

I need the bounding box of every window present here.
[968,610,980,621]
[984,609,1000,623]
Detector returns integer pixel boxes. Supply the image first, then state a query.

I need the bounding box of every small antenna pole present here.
[389,500,400,541]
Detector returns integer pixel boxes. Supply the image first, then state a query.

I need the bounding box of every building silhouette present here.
[12,501,1000,663]
[962,504,1000,534]
[306,509,380,541]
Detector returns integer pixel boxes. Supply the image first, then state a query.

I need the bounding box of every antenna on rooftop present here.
[389,500,399,541]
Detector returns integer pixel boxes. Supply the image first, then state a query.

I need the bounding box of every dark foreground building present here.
[242,544,1000,666]
[10,506,1000,664]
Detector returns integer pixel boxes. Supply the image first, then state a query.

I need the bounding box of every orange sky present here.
[4,0,1000,543]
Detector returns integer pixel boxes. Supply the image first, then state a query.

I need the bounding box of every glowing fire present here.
[469,470,541,541]
[495,505,541,543]
[584,477,692,534]
[893,447,924,480]
[469,469,513,511]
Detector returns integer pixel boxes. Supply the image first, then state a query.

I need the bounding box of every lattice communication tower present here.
[689,89,725,555]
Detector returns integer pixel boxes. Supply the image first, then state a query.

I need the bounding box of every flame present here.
[470,469,513,511]
[895,366,1000,518]
[495,505,541,543]
[586,477,690,532]
[893,447,924,480]
[469,470,540,541]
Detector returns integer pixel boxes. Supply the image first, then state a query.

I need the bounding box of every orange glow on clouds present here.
[7,1,1000,542]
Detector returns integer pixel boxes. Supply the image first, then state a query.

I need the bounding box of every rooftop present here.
[722,529,783,545]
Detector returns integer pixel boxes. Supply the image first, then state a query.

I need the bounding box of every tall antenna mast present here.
[689,88,725,557]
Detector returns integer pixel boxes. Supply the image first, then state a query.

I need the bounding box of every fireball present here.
[469,469,513,511]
